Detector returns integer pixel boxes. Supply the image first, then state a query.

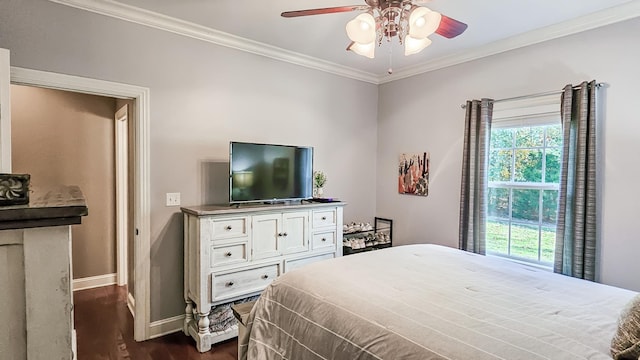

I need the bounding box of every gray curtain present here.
[459,99,493,254]
[554,80,597,280]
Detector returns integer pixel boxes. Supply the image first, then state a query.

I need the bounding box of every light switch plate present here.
[166,192,181,206]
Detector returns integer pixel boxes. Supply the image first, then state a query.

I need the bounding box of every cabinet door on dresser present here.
[280,211,309,255]
[251,213,281,260]
[251,210,310,260]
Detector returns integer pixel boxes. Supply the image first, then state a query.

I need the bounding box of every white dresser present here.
[181,202,345,352]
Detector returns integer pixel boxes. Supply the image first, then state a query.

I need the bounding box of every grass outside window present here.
[486,220,555,264]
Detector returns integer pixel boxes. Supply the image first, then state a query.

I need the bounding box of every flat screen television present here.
[229,141,313,204]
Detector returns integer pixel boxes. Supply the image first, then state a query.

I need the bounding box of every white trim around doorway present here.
[10,67,152,342]
[115,104,129,287]
[0,49,11,172]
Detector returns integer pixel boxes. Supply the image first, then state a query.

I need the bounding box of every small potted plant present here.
[313,171,327,197]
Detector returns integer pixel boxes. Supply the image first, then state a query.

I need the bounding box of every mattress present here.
[240,244,636,359]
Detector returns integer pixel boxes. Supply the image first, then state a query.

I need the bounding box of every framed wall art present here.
[398,152,429,196]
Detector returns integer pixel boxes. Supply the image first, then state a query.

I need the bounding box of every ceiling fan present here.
[281,0,467,60]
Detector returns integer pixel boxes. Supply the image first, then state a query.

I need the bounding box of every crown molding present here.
[379,1,640,83]
[49,0,639,85]
[47,0,380,84]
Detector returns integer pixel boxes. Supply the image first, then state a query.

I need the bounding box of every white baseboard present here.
[72,329,77,359]
[149,315,185,339]
[127,292,136,318]
[72,273,117,291]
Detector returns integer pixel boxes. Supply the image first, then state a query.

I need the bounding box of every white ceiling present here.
[53,0,639,82]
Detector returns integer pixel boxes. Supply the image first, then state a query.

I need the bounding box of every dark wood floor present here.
[74,285,238,360]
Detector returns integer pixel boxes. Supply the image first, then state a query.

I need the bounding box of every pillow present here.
[611,294,640,359]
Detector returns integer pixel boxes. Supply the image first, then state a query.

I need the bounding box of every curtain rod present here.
[459,82,604,109]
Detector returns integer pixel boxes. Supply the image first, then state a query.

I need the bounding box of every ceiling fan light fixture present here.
[347,41,376,58]
[408,6,442,39]
[282,2,467,63]
[404,35,432,56]
[346,13,376,44]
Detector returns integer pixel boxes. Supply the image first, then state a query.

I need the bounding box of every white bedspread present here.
[241,244,636,359]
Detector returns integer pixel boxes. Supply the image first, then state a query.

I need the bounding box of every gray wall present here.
[0,0,378,321]
[377,18,640,292]
[11,85,117,279]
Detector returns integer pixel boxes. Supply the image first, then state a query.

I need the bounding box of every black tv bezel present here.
[229,141,314,205]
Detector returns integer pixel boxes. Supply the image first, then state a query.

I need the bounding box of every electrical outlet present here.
[166,192,181,206]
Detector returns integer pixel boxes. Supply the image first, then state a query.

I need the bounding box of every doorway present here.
[7,65,152,342]
[11,86,127,296]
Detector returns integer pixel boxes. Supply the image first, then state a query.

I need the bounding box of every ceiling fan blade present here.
[435,15,468,38]
[281,6,370,18]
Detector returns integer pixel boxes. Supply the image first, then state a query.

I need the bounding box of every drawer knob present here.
[321,216,327,220]
[225,281,234,287]
[321,238,327,242]
[225,252,232,257]
[283,232,288,237]
[278,232,283,237]
[261,274,269,280]
[225,225,233,231]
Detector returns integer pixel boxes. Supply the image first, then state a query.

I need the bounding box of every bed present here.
[239,244,639,360]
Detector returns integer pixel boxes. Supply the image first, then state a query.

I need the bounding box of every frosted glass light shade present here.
[404,36,432,56]
[408,7,442,38]
[346,13,376,44]
[347,41,375,58]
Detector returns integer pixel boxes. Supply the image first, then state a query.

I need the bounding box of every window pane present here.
[486,122,561,267]
[545,147,561,183]
[487,220,509,255]
[509,223,540,261]
[514,149,542,182]
[515,127,544,147]
[542,190,558,224]
[488,187,509,218]
[489,150,512,181]
[545,125,562,147]
[541,225,556,263]
[512,189,539,222]
[490,128,513,149]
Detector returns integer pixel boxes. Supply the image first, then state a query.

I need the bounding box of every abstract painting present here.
[398,152,429,196]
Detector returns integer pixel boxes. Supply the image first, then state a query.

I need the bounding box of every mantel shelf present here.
[0,185,88,230]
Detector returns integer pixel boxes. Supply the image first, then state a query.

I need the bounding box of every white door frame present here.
[0,49,11,172]
[9,67,152,342]
[115,104,128,287]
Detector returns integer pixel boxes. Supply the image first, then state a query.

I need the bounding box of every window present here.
[486,96,562,267]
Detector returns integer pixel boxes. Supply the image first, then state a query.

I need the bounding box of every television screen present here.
[229,142,313,204]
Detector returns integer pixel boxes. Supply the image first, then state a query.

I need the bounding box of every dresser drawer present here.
[207,217,248,241]
[211,264,279,302]
[312,231,336,250]
[210,243,248,268]
[312,209,336,228]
